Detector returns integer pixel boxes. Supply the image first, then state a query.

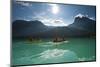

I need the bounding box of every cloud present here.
[75,13,84,18]
[89,17,95,20]
[40,18,68,26]
[31,11,68,26]
[15,1,32,7]
[51,19,68,26]
[75,13,95,20]
[32,15,68,26]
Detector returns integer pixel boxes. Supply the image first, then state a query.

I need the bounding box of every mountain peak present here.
[75,13,95,21]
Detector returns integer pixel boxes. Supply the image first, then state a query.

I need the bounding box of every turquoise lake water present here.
[12,38,96,65]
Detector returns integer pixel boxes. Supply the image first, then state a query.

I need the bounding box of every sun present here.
[50,4,59,14]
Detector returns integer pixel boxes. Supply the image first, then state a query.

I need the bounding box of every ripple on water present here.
[28,49,79,64]
[17,49,79,64]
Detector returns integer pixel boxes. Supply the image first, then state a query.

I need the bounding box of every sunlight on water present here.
[40,49,68,58]
[30,48,79,64]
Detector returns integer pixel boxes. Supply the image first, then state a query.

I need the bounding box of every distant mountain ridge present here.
[12,20,47,37]
[12,16,96,38]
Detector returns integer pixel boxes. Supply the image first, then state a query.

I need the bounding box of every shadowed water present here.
[12,38,96,65]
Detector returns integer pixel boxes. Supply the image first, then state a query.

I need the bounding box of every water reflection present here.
[30,49,79,64]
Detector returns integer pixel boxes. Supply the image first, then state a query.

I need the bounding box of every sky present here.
[12,1,96,26]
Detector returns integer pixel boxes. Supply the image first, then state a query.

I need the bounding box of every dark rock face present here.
[69,16,96,33]
[12,16,96,38]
